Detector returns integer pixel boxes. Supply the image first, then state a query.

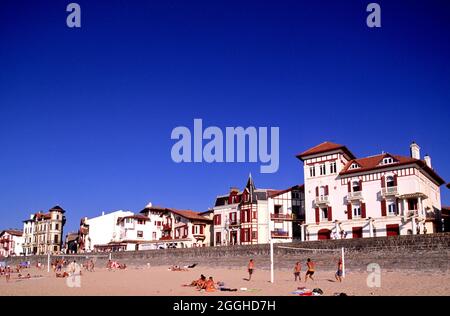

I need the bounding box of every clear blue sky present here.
[1,0,449,234]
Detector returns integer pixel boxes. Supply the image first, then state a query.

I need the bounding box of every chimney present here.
[424,154,432,168]
[410,141,420,160]
[102,211,105,216]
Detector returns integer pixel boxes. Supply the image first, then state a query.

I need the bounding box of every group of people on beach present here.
[106,259,126,270]
[186,274,238,292]
[245,257,344,283]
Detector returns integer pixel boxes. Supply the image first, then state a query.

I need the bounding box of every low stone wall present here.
[5,233,450,272]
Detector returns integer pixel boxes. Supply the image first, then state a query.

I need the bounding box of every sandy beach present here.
[1,265,449,296]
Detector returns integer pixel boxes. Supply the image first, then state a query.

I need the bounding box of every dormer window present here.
[350,163,359,170]
[382,157,394,165]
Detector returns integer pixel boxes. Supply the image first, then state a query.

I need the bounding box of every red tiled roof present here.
[170,209,212,222]
[296,141,356,160]
[1,230,23,237]
[268,184,304,198]
[340,153,445,185]
[35,213,51,220]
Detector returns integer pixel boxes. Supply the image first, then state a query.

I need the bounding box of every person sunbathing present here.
[169,265,187,272]
[204,277,216,292]
[17,273,31,279]
[188,274,206,287]
[56,272,70,278]
[216,281,238,292]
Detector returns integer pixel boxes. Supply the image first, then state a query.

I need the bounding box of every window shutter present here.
[347,203,352,220]
[361,203,366,218]
[347,181,351,192]
[315,208,320,224]
[325,185,329,196]
[200,225,204,234]
[393,174,398,186]
[381,176,385,188]
[381,200,387,216]
[359,179,363,191]
[192,225,195,234]
[315,186,319,197]
[328,206,332,221]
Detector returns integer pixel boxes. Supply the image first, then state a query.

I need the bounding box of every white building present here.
[268,185,305,243]
[297,141,445,240]
[0,230,24,257]
[82,210,135,252]
[139,206,213,249]
[212,175,305,246]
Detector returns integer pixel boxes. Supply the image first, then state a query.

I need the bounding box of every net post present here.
[47,252,50,273]
[341,247,345,278]
[270,239,274,283]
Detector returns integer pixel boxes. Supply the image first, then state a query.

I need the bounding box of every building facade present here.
[22,206,66,255]
[297,142,445,241]
[0,230,24,257]
[139,206,213,249]
[212,175,305,246]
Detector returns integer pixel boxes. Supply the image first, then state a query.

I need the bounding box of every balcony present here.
[193,234,206,240]
[162,224,172,231]
[382,186,399,197]
[228,220,240,227]
[271,231,289,238]
[160,235,173,241]
[347,191,363,201]
[270,213,293,221]
[314,195,329,206]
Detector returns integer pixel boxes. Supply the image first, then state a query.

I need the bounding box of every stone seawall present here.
[5,233,450,272]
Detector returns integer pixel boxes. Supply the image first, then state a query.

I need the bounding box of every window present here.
[152,232,157,240]
[353,206,361,218]
[137,231,143,238]
[408,198,418,210]
[274,205,282,214]
[309,166,315,177]
[175,216,180,224]
[292,191,300,199]
[319,164,326,175]
[321,207,328,220]
[55,224,59,230]
[388,203,396,215]
[383,157,394,164]
[215,232,221,245]
[350,163,359,169]
[54,246,58,251]
[330,162,337,174]
[54,235,59,244]
[252,231,257,239]
[352,181,361,192]
[386,176,395,187]
[214,215,221,225]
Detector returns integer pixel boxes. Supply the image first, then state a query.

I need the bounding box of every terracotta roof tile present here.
[297,141,355,160]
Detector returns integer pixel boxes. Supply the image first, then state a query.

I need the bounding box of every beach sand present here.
[1,265,449,296]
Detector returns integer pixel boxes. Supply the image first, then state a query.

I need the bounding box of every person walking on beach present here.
[247,259,254,281]
[304,258,315,282]
[335,258,343,282]
[294,262,301,282]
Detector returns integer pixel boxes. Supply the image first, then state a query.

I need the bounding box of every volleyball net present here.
[269,240,345,283]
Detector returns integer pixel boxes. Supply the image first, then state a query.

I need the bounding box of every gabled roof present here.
[0,229,23,237]
[296,141,356,160]
[170,209,212,222]
[340,153,445,185]
[268,184,304,198]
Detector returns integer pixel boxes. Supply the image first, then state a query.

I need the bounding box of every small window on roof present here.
[383,157,394,164]
[350,163,359,169]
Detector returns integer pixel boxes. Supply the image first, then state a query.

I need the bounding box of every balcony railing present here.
[270,213,294,221]
[382,186,398,197]
[228,221,240,227]
[160,235,173,241]
[314,195,329,205]
[271,231,289,238]
[162,224,172,231]
[347,191,363,201]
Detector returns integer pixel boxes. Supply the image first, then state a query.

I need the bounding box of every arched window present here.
[352,181,360,192]
[386,176,395,187]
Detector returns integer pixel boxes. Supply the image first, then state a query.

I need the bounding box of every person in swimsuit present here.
[304,258,315,282]
[294,262,301,282]
[335,258,343,282]
[247,259,254,281]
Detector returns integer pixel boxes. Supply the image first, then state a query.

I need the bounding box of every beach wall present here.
[5,233,450,272]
